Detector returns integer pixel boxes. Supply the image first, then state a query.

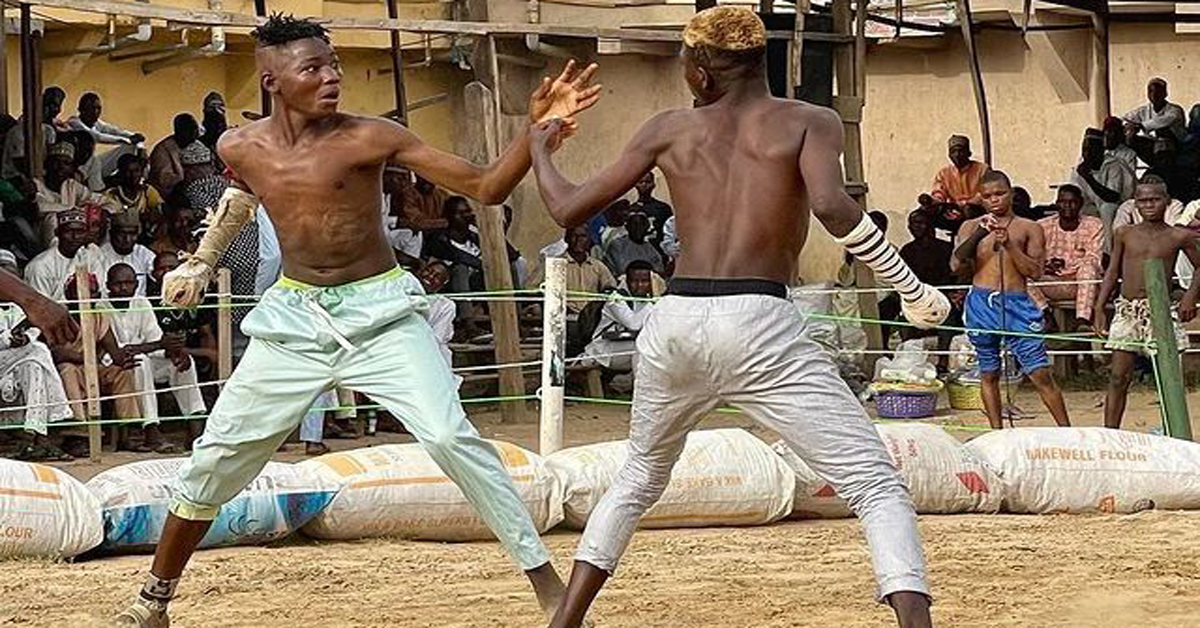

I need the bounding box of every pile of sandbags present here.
[0,458,102,558]
[300,441,561,541]
[966,427,1200,514]
[87,458,338,553]
[545,428,795,530]
[774,423,1001,518]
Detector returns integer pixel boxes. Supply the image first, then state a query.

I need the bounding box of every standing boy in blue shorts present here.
[950,170,1072,429]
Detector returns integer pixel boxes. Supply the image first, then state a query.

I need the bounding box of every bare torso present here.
[960,215,1041,291]
[218,114,397,286]
[1116,223,1191,299]
[650,97,816,285]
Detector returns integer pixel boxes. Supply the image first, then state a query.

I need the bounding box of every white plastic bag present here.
[300,441,562,541]
[545,428,795,530]
[873,339,938,385]
[774,423,1001,518]
[86,458,337,553]
[0,459,102,558]
[966,427,1200,514]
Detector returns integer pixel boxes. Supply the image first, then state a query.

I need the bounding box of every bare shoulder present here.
[1013,216,1041,234]
[215,122,266,168]
[1170,225,1198,244]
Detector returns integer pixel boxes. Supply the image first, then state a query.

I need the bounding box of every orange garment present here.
[930,160,988,206]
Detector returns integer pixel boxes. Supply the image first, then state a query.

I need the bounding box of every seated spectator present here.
[382,166,422,269]
[151,202,200,256]
[660,215,680,261]
[148,113,200,199]
[34,141,118,246]
[404,174,448,232]
[63,130,104,192]
[1069,128,1135,248]
[631,171,674,242]
[2,86,65,180]
[1028,185,1103,331]
[416,260,456,372]
[581,260,655,375]
[1,177,43,265]
[1123,77,1186,163]
[598,199,630,253]
[1012,186,1048,221]
[899,209,961,362]
[0,296,73,461]
[604,210,664,276]
[25,209,100,300]
[504,204,529,289]
[1104,115,1138,172]
[530,225,618,356]
[148,251,218,379]
[106,153,161,221]
[66,92,144,179]
[931,135,989,208]
[1146,135,1200,204]
[95,212,155,296]
[180,142,219,187]
[103,263,204,453]
[50,273,140,452]
[423,195,483,293]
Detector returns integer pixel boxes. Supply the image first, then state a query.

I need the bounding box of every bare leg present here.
[980,372,1004,430]
[889,592,933,628]
[526,562,569,618]
[1104,351,1137,429]
[1027,368,1071,427]
[548,561,607,628]
[150,514,213,579]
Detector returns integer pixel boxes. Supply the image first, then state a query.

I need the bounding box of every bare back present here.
[651,98,817,284]
[219,114,398,286]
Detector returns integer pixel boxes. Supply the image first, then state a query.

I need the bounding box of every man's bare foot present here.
[888,591,932,628]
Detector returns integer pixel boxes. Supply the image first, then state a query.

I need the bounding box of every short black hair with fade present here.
[251,13,330,48]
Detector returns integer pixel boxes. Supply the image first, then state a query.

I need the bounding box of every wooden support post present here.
[19,3,42,180]
[832,0,882,355]
[1145,258,1192,441]
[788,0,809,99]
[216,268,232,384]
[465,80,524,423]
[0,8,9,117]
[385,0,408,125]
[75,264,103,462]
[254,0,270,116]
[955,0,992,165]
[1090,8,1111,126]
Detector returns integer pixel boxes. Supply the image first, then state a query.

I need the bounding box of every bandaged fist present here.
[162,257,213,308]
[902,284,951,330]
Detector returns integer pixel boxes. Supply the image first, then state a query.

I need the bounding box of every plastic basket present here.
[947,381,984,410]
[874,390,939,419]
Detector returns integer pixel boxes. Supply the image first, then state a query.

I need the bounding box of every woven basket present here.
[874,390,939,419]
[947,381,984,410]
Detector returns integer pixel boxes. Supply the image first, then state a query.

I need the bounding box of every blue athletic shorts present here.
[964,287,1050,375]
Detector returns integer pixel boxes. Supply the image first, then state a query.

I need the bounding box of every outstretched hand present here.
[530,119,575,155]
[529,60,602,127]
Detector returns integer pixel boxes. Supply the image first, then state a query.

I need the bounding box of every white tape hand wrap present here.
[162,186,258,308]
[833,212,950,330]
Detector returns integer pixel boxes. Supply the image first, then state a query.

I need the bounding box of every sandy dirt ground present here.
[4,387,1200,627]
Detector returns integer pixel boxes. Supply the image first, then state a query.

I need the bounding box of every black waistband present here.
[665,277,789,299]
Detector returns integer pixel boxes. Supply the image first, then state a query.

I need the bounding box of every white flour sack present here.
[966,427,1200,514]
[773,423,1000,519]
[300,441,562,541]
[544,428,795,530]
[0,459,102,558]
[86,458,338,553]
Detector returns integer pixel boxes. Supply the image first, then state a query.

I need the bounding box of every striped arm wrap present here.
[833,213,923,301]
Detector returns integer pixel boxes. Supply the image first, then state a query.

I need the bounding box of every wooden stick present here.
[385,0,409,125]
[955,0,993,165]
[75,264,102,462]
[217,268,232,385]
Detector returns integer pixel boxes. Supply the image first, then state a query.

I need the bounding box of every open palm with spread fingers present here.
[530,59,602,126]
